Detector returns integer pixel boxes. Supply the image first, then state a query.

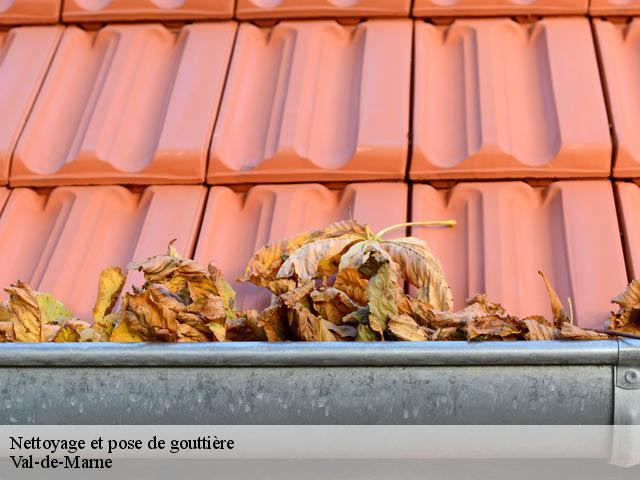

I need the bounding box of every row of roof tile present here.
[0,180,631,329]
[1,18,639,186]
[2,1,640,23]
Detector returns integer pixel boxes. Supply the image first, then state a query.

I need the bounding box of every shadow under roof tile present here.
[63,0,234,22]
[411,18,611,181]
[0,26,63,185]
[412,180,627,328]
[236,0,410,19]
[0,0,60,25]
[594,19,640,179]
[11,22,236,187]
[194,182,408,310]
[209,20,412,185]
[0,185,207,320]
[413,0,586,16]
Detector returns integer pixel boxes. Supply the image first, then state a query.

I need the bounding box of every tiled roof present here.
[0,3,636,329]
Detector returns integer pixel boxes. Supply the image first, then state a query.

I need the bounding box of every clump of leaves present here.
[0,281,89,342]
[111,241,265,342]
[241,219,457,341]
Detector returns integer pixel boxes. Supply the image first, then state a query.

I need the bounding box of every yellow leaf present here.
[334,268,368,305]
[109,313,144,342]
[310,288,361,324]
[258,303,288,342]
[92,267,126,332]
[355,323,378,341]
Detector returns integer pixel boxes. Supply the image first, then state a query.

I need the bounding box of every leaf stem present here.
[376,220,456,238]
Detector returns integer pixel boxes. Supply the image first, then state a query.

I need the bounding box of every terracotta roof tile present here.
[0,0,60,24]
[63,0,234,22]
[0,185,206,319]
[594,19,640,178]
[209,20,412,184]
[614,182,640,279]
[411,18,611,180]
[412,181,627,328]
[194,182,408,309]
[413,0,587,16]
[11,22,236,187]
[0,26,62,185]
[590,0,640,15]
[236,0,410,19]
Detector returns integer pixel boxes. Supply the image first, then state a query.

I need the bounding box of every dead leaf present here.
[366,262,402,334]
[523,316,560,341]
[277,235,363,282]
[609,280,640,335]
[124,290,178,341]
[355,323,378,341]
[539,271,570,327]
[560,323,610,340]
[388,314,429,341]
[93,267,126,332]
[241,220,369,288]
[334,268,369,305]
[467,315,523,341]
[382,237,453,311]
[310,288,361,324]
[258,303,289,342]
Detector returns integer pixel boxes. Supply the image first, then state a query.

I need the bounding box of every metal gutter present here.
[0,340,636,426]
[0,340,622,367]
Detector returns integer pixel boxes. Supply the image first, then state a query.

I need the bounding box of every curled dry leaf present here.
[538,271,570,327]
[609,280,640,336]
[381,237,453,312]
[366,262,402,334]
[241,220,369,288]
[467,315,523,341]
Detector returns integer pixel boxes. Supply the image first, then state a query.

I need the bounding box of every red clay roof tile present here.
[412,181,627,328]
[10,22,236,187]
[0,0,60,24]
[614,182,640,280]
[63,0,234,22]
[194,182,408,310]
[594,19,640,179]
[0,185,206,319]
[590,0,640,15]
[236,0,410,19]
[411,18,611,180]
[208,20,412,184]
[0,26,62,185]
[413,0,587,16]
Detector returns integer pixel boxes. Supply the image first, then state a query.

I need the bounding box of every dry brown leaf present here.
[241,220,369,288]
[258,303,289,342]
[280,282,314,309]
[124,290,178,341]
[609,280,640,335]
[538,271,570,327]
[523,316,561,341]
[388,314,429,341]
[226,310,267,341]
[0,321,15,342]
[109,313,144,342]
[288,304,320,341]
[381,237,453,311]
[431,327,463,341]
[560,323,610,340]
[366,262,402,334]
[177,323,209,342]
[467,315,523,341]
[310,287,361,324]
[334,268,369,305]
[277,235,363,282]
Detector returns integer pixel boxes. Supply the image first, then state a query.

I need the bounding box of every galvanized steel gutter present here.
[0,340,637,425]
